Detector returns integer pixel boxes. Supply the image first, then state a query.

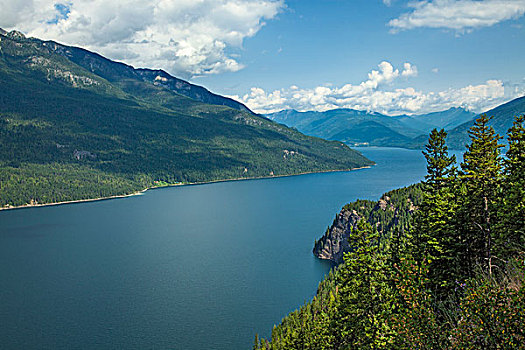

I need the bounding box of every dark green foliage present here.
[335,220,395,348]
[458,115,503,275]
[255,115,525,349]
[411,128,459,294]
[0,163,148,207]
[499,115,525,257]
[449,259,525,349]
[389,258,451,349]
[0,30,373,207]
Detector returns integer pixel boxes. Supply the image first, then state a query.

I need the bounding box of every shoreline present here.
[0,165,372,212]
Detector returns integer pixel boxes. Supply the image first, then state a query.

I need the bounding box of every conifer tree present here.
[459,115,503,275]
[411,128,459,294]
[335,219,394,348]
[499,115,525,258]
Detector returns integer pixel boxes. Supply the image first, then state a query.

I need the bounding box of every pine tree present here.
[459,114,503,275]
[335,219,395,348]
[410,128,459,294]
[498,114,525,258]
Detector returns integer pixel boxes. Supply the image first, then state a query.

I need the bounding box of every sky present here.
[1,0,525,115]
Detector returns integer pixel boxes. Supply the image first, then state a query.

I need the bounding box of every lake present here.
[0,147,436,349]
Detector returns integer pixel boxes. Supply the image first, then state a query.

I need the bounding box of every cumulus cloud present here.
[231,62,524,115]
[0,0,284,78]
[401,62,418,77]
[389,0,525,32]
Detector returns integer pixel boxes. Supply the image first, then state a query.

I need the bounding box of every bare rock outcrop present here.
[313,185,422,265]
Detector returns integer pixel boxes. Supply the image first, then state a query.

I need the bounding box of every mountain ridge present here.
[267,107,469,147]
[0,29,373,207]
[43,39,254,113]
[268,100,525,149]
[0,28,252,113]
[447,96,525,149]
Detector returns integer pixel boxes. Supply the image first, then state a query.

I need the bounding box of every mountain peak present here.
[447,106,470,112]
[6,30,25,40]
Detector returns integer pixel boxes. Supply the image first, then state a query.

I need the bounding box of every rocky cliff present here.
[313,184,422,264]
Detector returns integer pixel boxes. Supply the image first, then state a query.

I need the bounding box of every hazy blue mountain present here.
[267,107,476,147]
[394,107,477,134]
[0,29,372,207]
[267,109,422,147]
[447,96,525,149]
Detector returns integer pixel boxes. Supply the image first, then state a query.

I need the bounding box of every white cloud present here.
[383,0,392,6]
[432,67,439,73]
[230,61,525,115]
[389,0,525,32]
[401,62,418,77]
[0,0,284,78]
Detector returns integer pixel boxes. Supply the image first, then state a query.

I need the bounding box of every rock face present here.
[313,208,362,263]
[313,185,422,264]
[73,150,96,160]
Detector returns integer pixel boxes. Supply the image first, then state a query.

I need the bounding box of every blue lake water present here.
[0,147,443,349]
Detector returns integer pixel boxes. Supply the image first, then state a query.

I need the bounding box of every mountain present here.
[394,107,476,134]
[43,40,253,113]
[447,96,525,149]
[267,107,476,148]
[0,29,373,208]
[267,109,423,147]
[268,99,525,150]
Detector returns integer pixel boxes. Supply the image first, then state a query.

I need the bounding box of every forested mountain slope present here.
[447,96,525,149]
[0,29,373,208]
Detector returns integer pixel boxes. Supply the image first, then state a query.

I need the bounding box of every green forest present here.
[0,30,372,208]
[254,114,525,349]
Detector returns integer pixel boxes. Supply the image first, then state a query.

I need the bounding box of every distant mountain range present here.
[0,29,372,207]
[267,98,525,149]
[446,96,525,149]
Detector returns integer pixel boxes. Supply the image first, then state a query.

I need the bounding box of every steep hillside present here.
[313,185,422,264]
[43,40,252,113]
[0,29,373,207]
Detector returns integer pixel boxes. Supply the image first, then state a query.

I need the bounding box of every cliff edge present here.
[313,184,422,264]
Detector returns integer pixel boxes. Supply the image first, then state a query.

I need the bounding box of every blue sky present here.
[2,0,525,114]
[200,0,524,92]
